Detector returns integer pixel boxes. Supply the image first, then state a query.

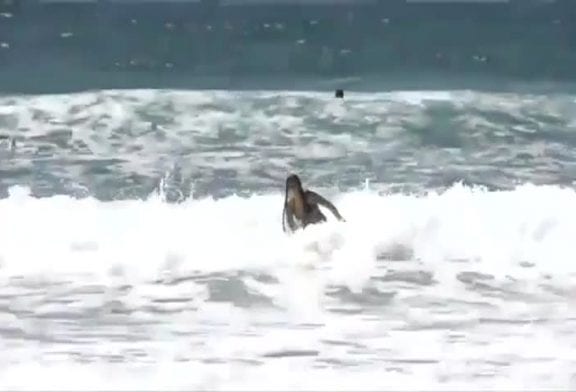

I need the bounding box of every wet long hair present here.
[282,174,305,232]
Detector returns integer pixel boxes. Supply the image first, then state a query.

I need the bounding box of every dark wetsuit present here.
[282,174,345,233]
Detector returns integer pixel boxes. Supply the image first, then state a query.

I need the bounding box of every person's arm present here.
[306,191,345,221]
[282,205,298,232]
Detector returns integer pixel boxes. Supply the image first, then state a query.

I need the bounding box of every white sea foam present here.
[0,182,572,273]
[0,183,574,390]
[1,182,576,287]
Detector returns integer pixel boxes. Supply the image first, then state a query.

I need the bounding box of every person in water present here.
[282,174,345,233]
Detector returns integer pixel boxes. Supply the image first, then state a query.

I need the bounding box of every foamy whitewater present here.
[0,90,575,390]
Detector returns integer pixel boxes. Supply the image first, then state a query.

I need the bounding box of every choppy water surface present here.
[0,89,575,390]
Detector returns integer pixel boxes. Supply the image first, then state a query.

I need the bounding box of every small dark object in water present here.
[335,89,344,98]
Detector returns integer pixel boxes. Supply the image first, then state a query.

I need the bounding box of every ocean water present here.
[0,89,575,390]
